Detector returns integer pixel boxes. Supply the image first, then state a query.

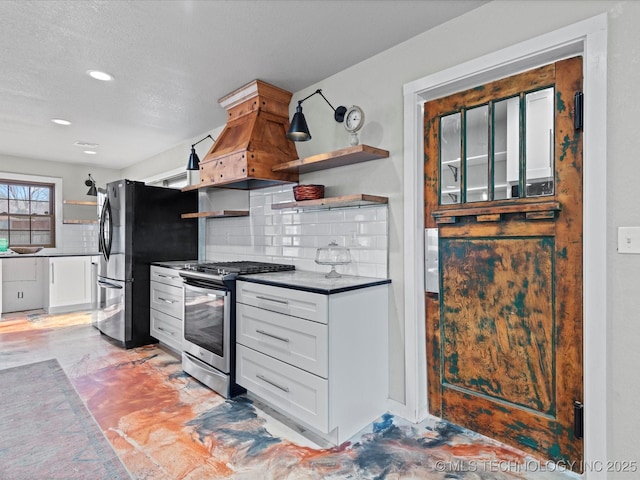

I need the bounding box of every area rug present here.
[0,359,130,479]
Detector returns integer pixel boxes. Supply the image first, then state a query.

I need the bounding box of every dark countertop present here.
[0,252,100,258]
[151,260,198,270]
[238,270,391,295]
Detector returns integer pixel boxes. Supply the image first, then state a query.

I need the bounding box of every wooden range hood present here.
[196,80,299,189]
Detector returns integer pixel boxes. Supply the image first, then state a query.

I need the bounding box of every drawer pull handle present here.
[158,297,177,304]
[157,274,179,280]
[256,295,289,305]
[256,374,290,392]
[157,326,175,336]
[256,329,290,343]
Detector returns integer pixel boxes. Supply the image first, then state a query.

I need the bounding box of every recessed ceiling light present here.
[51,118,71,125]
[73,141,99,148]
[87,70,114,81]
[83,150,98,155]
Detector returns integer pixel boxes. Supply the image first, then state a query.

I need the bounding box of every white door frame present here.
[402,13,607,476]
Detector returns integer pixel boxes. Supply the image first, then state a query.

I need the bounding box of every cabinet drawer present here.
[236,281,327,324]
[236,344,328,433]
[150,266,184,288]
[150,308,183,351]
[150,281,183,319]
[237,303,328,378]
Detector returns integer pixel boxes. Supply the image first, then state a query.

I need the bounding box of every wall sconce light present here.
[286,89,346,142]
[85,174,97,196]
[186,134,215,170]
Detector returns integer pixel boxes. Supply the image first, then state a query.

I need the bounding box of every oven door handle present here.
[184,282,229,298]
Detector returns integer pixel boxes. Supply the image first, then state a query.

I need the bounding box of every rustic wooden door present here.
[424,57,583,468]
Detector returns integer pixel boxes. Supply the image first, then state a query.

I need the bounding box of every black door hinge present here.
[574,92,584,131]
[574,400,584,439]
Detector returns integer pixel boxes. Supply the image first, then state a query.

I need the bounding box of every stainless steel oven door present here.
[183,281,231,374]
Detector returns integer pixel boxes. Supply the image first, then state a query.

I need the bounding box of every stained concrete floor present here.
[0,310,579,480]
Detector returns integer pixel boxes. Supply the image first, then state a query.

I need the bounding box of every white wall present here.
[121,0,638,468]
[121,127,223,182]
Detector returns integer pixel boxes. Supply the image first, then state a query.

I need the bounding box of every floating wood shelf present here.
[271,194,388,211]
[63,219,98,224]
[181,183,201,192]
[63,200,97,206]
[272,145,389,174]
[181,210,250,219]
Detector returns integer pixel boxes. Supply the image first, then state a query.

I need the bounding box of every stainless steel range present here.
[179,261,294,398]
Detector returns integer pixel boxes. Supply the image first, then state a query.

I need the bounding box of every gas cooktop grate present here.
[195,261,295,275]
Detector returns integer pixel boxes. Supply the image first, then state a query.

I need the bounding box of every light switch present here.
[618,226,640,254]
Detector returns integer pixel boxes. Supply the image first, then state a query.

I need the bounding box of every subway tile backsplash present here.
[204,185,389,278]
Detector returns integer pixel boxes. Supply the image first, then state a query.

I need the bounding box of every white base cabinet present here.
[46,256,92,314]
[149,265,184,352]
[236,280,389,445]
[1,257,45,313]
[0,256,94,315]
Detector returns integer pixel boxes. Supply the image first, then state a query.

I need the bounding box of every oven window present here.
[184,287,228,357]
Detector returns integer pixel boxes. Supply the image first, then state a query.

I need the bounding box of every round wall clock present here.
[344,105,365,145]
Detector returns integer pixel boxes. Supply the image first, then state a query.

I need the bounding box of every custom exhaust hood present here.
[195,80,300,189]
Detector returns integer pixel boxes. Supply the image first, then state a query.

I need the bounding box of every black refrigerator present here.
[93,179,198,348]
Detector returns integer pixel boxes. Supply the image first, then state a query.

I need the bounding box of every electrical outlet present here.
[618,226,640,254]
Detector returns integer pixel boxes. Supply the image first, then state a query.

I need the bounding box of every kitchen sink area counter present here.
[0,251,100,258]
[1,253,100,315]
[237,270,391,295]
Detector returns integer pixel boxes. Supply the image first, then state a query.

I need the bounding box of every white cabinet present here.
[1,257,45,313]
[46,256,92,314]
[149,265,184,352]
[235,280,388,445]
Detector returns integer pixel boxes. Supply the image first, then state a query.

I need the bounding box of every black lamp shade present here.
[187,147,200,170]
[85,175,97,196]
[286,106,311,142]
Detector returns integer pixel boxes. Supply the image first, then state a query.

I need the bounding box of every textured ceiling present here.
[0,0,486,170]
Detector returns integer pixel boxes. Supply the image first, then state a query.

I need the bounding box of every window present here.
[145,171,189,189]
[0,180,55,247]
[160,172,188,189]
[430,66,558,206]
